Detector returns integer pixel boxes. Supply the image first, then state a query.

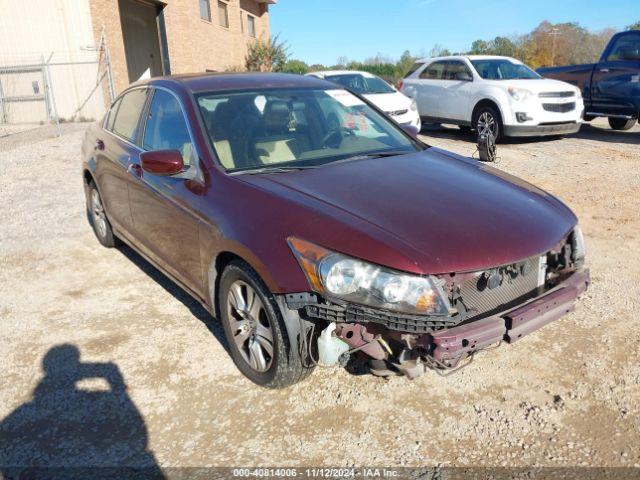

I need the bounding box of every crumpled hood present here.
[239,148,577,274]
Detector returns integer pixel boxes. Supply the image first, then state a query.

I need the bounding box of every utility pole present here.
[548,28,561,66]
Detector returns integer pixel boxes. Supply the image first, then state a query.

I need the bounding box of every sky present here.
[270,0,639,66]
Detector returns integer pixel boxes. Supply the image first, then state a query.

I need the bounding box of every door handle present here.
[127,163,143,178]
[599,68,610,73]
[95,139,105,151]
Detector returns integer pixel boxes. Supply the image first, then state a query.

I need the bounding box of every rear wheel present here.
[88,182,117,248]
[473,105,503,141]
[608,117,636,131]
[218,260,313,388]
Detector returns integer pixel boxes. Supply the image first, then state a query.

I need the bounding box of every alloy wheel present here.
[477,111,498,138]
[227,280,274,372]
[91,189,108,239]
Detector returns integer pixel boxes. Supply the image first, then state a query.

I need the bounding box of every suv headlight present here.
[410,99,418,112]
[508,87,533,102]
[288,237,450,315]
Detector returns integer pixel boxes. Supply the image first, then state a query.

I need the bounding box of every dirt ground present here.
[0,119,639,473]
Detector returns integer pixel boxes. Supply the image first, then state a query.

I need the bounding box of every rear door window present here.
[105,98,121,131]
[419,61,447,80]
[444,60,473,80]
[111,89,148,143]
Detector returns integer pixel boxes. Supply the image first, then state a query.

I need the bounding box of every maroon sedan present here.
[82,73,589,388]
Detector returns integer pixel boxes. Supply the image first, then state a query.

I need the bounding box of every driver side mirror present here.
[402,124,420,139]
[455,71,473,82]
[140,150,184,176]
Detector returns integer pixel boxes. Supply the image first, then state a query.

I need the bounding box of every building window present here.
[218,1,229,28]
[199,0,211,22]
[247,14,256,37]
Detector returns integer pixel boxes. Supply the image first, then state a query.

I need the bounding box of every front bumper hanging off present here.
[284,268,590,377]
[431,269,590,366]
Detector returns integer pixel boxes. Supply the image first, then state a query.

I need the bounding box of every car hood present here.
[363,91,412,113]
[488,78,578,93]
[239,148,577,274]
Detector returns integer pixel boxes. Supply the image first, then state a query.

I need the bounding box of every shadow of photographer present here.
[0,344,164,479]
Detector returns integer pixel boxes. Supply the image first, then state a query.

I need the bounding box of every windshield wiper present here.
[332,150,413,164]
[233,165,320,175]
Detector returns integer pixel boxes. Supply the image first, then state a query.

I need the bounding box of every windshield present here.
[470,59,541,80]
[324,74,396,94]
[196,88,419,173]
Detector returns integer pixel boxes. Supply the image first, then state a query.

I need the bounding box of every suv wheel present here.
[88,182,117,248]
[608,117,636,131]
[473,105,502,141]
[218,260,313,388]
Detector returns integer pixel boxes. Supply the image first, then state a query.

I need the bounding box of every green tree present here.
[396,50,415,77]
[429,44,451,57]
[282,59,309,75]
[490,36,519,57]
[628,20,640,30]
[245,35,289,72]
[469,40,489,55]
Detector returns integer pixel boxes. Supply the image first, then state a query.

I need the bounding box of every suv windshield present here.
[324,74,395,94]
[470,59,541,80]
[196,88,419,173]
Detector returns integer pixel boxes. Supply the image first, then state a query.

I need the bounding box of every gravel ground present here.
[0,119,639,472]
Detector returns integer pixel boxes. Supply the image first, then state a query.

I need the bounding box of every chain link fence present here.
[0,44,114,138]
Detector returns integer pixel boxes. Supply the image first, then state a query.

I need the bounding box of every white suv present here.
[400,55,584,139]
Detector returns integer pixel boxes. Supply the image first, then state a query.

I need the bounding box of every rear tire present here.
[473,105,503,142]
[608,117,636,131]
[88,182,117,248]
[218,260,313,388]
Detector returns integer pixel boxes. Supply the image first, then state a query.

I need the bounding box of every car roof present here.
[414,55,518,63]
[309,70,377,78]
[133,72,339,94]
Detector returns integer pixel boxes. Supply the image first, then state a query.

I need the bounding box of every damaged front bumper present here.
[283,268,590,378]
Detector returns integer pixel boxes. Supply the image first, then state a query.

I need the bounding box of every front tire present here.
[473,105,503,141]
[608,117,636,131]
[88,182,117,248]
[218,260,312,388]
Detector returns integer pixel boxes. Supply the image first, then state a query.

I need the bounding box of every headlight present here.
[572,225,586,261]
[410,99,418,112]
[508,87,533,102]
[287,237,450,315]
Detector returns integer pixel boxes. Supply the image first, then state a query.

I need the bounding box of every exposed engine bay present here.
[284,230,590,379]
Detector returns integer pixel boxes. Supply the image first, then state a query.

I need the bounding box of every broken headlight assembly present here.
[571,224,586,262]
[287,237,450,316]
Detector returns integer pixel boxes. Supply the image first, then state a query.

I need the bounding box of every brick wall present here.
[89,0,271,95]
